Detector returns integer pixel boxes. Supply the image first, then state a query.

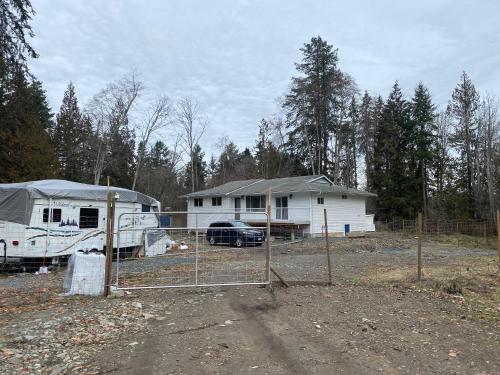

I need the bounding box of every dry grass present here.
[363,256,500,321]
[425,233,498,250]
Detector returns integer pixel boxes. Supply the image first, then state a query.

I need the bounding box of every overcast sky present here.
[30,0,500,155]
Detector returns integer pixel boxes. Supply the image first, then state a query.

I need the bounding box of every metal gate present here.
[114,211,270,289]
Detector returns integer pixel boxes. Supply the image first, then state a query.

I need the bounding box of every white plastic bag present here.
[63,252,105,296]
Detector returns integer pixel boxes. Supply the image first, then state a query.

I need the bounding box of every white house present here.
[181,175,376,236]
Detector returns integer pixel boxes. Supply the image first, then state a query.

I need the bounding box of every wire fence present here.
[375,218,499,249]
[115,211,269,289]
[1,206,499,311]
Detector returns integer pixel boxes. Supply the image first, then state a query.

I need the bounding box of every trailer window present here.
[142,204,151,212]
[43,208,62,223]
[79,208,99,229]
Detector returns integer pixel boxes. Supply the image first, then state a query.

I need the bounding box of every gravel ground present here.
[0,232,498,374]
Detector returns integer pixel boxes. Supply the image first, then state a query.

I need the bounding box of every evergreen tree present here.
[0,67,58,181]
[448,71,480,218]
[0,0,38,68]
[184,144,207,192]
[372,82,412,219]
[52,82,90,181]
[283,36,340,175]
[100,100,136,187]
[238,147,258,179]
[411,83,436,218]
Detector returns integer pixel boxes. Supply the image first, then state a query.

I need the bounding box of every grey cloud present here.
[30,0,500,155]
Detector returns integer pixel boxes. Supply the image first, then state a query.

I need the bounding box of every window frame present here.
[212,197,222,206]
[245,195,266,212]
[194,198,203,207]
[79,208,99,229]
[43,208,62,223]
[341,194,348,200]
[317,197,324,205]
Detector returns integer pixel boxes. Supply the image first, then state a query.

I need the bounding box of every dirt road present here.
[95,284,499,375]
[1,233,499,374]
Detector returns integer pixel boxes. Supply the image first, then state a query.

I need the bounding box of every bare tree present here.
[176,98,207,193]
[86,72,143,185]
[132,95,171,190]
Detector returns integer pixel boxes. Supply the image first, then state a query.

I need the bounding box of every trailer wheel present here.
[209,236,216,245]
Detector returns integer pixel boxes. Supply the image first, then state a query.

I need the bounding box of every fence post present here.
[265,189,272,286]
[104,191,116,296]
[195,213,198,286]
[483,222,487,246]
[323,208,332,285]
[497,210,500,263]
[417,212,422,281]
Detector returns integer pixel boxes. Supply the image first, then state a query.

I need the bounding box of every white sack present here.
[63,252,105,296]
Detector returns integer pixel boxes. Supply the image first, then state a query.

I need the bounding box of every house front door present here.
[234,198,241,220]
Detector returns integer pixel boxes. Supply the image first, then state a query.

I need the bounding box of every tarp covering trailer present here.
[0,180,160,264]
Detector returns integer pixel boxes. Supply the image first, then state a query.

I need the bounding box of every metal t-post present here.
[104,192,116,296]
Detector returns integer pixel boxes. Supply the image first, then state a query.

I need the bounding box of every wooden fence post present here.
[483,222,487,246]
[104,191,116,296]
[417,212,422,281]
[324,208,332,286]
[265,188,272,285]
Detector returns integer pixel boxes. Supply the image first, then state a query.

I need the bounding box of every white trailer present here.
[0,180,160,265]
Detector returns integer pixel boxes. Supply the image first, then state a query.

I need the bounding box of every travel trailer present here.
[0,180,160,265]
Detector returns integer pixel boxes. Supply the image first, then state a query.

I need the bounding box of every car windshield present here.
[230,221,251,228]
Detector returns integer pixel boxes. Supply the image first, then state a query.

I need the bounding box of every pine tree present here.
[448,72,480,218]
[184,144,207,192]
[411,83,436,218]
[372,82,412,219]
[0,67,58,181]
[283,36,340,175]
[52,82,90,181]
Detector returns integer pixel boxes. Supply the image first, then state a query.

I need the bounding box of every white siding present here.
[1,198,158,259]
[186,192,374,235]
[311,193,369,235]
[186,196,234,229]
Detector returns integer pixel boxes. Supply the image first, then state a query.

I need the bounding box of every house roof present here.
[181,175,377,199]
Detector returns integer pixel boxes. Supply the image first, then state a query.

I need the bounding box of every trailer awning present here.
[0,180,159,225]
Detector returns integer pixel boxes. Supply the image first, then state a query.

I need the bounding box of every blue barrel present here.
[159,215,171,228]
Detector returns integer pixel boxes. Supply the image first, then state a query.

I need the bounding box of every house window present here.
[194,198,203,207]
[142,204,151,212]
[342,194,348,200]
[212,197,222,206]
[317,197,324,205]
[245,195,266,212]
[79,208,99,229]
[43,208,62,223]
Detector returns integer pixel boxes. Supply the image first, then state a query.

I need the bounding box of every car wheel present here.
[235,237,243,248]
[209,236,216,245]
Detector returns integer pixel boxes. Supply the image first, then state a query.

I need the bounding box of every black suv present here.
[206,221,265,247]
